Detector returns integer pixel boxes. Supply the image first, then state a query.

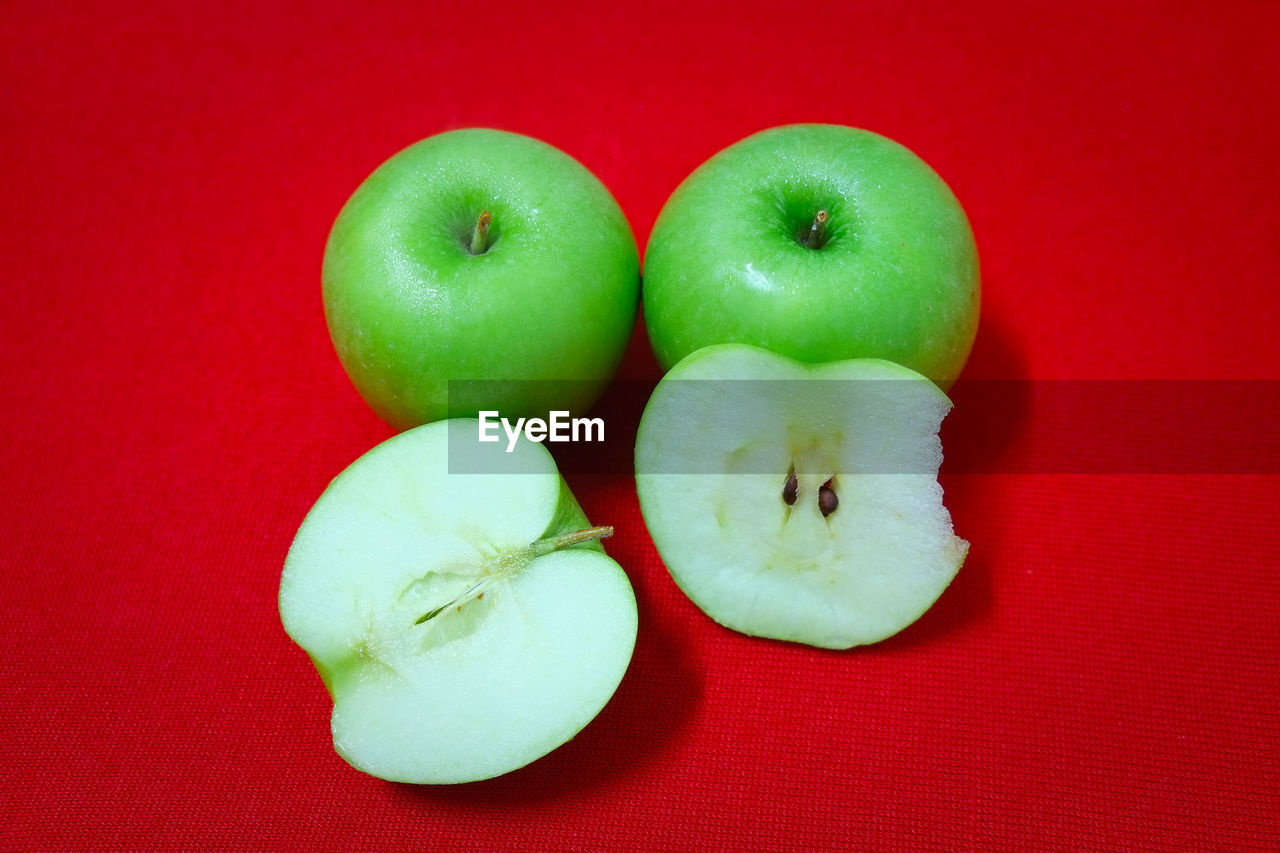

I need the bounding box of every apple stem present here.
[413,526,613,625]
[528,525,614,558]
[469,210,492,255]
[802,210,828,249]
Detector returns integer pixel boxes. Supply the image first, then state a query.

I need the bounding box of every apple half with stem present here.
[635,344,967,649]
[280,419,637,783]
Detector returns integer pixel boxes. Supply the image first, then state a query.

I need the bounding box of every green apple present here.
[279,419,637,783]
[323,129,640,430]
[634,344,967,648]
[642,124,980,386]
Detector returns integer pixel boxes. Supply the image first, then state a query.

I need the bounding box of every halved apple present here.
[280,419,637,783]
[635,344,967,649]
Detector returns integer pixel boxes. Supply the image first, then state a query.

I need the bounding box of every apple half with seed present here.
[280,419,637,783]
[635,344,967,649]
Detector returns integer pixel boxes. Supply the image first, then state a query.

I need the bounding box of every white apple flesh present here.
[635,344,967,649]
[280,419,637,783]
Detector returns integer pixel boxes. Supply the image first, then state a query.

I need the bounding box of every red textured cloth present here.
[3,2,1278,850]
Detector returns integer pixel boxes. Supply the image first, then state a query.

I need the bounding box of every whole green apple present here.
[642,124,979,385]
[323,129,639,430]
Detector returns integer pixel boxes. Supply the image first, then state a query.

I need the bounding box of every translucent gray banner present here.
[445,380,1280,475]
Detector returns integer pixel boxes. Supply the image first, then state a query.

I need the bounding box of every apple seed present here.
[782,468,798,506]
[818,478,838,517]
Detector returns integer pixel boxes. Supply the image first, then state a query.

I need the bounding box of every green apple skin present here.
[280,419,637,784]
[323,129,640,430]
[642,124,979,386]
[635,344,968,649]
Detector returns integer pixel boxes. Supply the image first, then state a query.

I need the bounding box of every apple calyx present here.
[799,209,828,249]
[468,210,493,255]
[414,525,614,625]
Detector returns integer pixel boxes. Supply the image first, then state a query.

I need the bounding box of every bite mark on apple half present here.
[279,419,637,784]
[635,343,968,650]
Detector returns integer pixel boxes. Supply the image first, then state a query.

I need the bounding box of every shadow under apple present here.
[875,314,1027,652]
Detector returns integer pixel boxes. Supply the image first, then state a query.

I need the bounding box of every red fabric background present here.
[3,2,1278,849]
